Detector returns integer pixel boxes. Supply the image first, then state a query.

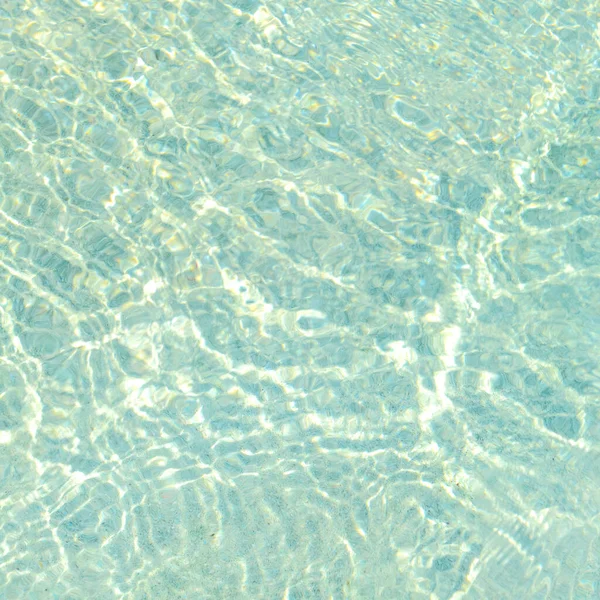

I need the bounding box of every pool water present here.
[1,0,600,598]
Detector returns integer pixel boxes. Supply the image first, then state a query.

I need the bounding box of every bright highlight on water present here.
[0,1,599,598]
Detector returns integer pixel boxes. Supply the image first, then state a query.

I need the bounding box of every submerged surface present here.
[1,0,599,598]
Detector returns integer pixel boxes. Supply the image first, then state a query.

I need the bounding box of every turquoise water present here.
[1,0,600,598]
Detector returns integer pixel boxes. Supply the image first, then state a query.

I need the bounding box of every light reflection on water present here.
[0,0,599,598]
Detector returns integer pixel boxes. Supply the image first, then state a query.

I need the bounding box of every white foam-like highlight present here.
[386,340,417,370]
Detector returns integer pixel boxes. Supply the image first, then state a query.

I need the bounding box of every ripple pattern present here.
[0,0,600,599]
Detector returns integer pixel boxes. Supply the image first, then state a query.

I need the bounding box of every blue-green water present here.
[1,0,600,598]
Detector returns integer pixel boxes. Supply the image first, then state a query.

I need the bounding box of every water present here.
[0,0,599,598]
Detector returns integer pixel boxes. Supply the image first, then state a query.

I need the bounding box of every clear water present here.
[1,0,599,598]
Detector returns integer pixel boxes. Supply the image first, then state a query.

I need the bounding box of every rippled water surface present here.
[1,1,600,598]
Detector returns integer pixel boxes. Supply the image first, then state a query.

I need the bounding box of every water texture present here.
[0,0,600,598]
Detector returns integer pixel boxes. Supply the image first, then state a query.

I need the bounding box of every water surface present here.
[1,1,599,598]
